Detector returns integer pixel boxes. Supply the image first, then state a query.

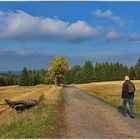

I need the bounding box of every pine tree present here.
[63,65,81,84]
[129,66,136,80]
[135,57,140,79]
[80,61,96,83]
[19,67,29,86]
[95,63,103,81]
[71,65,81,84]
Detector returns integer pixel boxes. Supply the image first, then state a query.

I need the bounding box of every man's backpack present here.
[128,82,135,94]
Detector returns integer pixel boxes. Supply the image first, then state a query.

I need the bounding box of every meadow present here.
[0,85,63,138]
[76,80,140,118]
[1,80,140,138]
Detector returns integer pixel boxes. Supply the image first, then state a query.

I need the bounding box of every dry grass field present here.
[0,85,63,138]
[76,80,140,118]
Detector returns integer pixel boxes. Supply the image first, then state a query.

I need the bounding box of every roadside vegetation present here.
[76,80,140,118]
[0,85,63,138]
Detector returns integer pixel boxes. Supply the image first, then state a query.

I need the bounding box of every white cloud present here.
[0,10,99,42]
[94,10,112,18]
[107,30,140,42]
[93,9,128,27]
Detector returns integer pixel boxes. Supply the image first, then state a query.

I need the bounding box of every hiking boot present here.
[130,114,135,118]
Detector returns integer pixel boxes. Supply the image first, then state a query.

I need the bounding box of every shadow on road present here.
[118,106,123,114]
[117,105,131,117]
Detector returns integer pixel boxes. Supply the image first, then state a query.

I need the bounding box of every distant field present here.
[76,80,140,118]
[0,85,63,138]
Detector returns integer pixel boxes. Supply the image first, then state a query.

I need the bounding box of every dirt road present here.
[61,86,140,138]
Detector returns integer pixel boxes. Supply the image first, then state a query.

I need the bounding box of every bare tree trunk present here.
[55,80,57,86]
[54,76,58,86]
[57,79,61,86]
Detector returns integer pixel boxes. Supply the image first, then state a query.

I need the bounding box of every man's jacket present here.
[121,80,135,98]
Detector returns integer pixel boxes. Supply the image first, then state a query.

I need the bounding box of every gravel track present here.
[61,86,140,138]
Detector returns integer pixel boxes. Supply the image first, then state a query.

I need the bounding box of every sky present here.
[0,2,140,71]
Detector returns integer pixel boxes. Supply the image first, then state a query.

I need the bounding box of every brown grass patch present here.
[0,85,53,126]
[43,86,62,105]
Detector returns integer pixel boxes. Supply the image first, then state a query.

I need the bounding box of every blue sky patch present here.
[0,2,140,71]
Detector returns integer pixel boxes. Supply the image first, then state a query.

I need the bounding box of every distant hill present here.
[0,71,21,76]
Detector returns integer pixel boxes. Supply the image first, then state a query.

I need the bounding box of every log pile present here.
[5,99,38,113]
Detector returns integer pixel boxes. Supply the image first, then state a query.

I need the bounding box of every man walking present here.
[121,76,135,118]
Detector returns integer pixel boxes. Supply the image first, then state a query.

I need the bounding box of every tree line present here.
[0,57,140,86]
[63,57,140,84]
[0,68,47,86]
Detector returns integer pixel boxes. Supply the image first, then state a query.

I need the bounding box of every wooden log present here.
[5,99,37,113]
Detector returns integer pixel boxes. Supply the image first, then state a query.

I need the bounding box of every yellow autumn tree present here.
[47,57,69,86]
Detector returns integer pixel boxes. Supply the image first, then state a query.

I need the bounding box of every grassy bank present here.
[76,80,140,118]
[0,85,64,138]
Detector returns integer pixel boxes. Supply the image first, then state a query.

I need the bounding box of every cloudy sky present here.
[0,2,140,71]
